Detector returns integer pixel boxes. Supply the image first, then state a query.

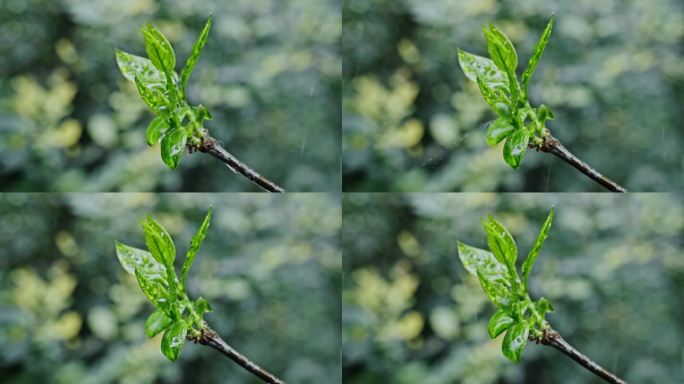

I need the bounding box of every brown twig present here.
[533,327,627,384]
[190,325,287,384]
[197,136,286,193]
[531,134,627,192]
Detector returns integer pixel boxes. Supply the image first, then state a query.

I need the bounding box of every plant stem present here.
[197,136,286,193]
[532,134,627,192]
[534,327,627,384]
[190,325,286,384]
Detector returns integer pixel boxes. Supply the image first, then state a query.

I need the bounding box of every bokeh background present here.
[0,193,341,383]
[343,0,684,191]
[0,0,341,191]
[343,193,684,383]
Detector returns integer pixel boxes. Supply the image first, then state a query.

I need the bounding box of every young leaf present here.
[537,104,554,123]
[181,208,213,289]
[488,308,515,339]
[457,241,508,279]
[116,49,167,89]
[142,23,176,73]
[160,128,188,170]
[146,308,172,337]
[458,49,509,91]
[140,216,176,266]
[476,76,509,116]
[134,75,167,114]
[483,24,518,74]
[477,269,511,307]
[194,297,213,316]
[161,321,188,361]
[181,15,212,96]
[503,128,530,169]
[485,118,516,146]
[146,116,170,146]
[522,207,555,283]
[522,16,554,95]
[135,267,164,304]
[482,216,518,268]
[502,322,529,362]
[536,297,554,316]
[115,241,167,281]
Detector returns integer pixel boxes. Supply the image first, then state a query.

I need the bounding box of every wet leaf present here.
[161,321,188,361]
[485,118,516,146]
[502,322,529,362]
[503,128,530,169]
[115,49,167,89]
[146,116,170,146]
[181,207,212,289]
[483,24,518,74]
[458,49,509,91]
[146,308,172,337]
[115,241,167,281]
[141,23,176,73]
[160,128,188,170]
[522,207,555,283]
[140,216,176,266]
[488,308,515,339]
[482,215,518,267]
[181,15,212,96]
[522,16,554,95]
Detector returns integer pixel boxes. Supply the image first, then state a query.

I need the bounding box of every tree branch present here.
[534,327,627,384]
[190,325,287,384]
[197,136,286,193]
[532,134,627,192]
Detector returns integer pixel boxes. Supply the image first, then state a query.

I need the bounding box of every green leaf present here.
[476,76,509,116]
[485,118,516,146]
[458,242,511,306]
[115,241,167,281]
[503,128,530,169]
[488,308,515,339]
[115,49,167,90]
[140,216,176,267]
[522,15,554,95]
[181,15,212,96]
[135,267,166,304]
[457,241,508,279]
[522,207,555,283]
[134,75,168,114]
[146,308,172,337]
[181,208,213,289]
[146,116,170,146]
[537,104,554,123]
[458,49,509,91]
[476,269,511,307]
[161,321,188,361]
[193,297,213,316]
[536,297,554,316]
[193,104,213,123]
[483,24,518,74]
[160,128,188,170]
[502,322,529,362]
[141,23,176,73]
[482,216,518,268]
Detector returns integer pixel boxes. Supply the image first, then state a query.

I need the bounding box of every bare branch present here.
[534,327,627,384]
[190,325,287,384]
[198,136,286,193]
[532,134,627,192]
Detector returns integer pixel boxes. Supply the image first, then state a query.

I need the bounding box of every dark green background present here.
[343,0,684,191]
[343,193,684,383]
[0,0,341,192]
[0,193,341,383]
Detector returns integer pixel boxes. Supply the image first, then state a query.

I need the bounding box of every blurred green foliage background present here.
[343,0,684,191]
[0,0,341,191]
[343,193,684,383]
[0,193,341,383]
